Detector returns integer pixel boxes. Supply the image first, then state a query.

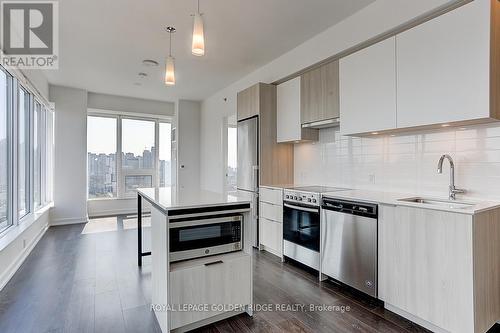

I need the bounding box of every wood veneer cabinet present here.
[300,61,340,125]
[237,83,294,186]
[378,204,500,333]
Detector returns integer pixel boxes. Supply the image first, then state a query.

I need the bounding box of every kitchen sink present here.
[397,197,477,209]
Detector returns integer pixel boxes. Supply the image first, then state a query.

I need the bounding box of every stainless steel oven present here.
[169,215,242,262]
[283,192,321,270]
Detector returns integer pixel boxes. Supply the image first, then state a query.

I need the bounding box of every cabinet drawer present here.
[259,201,283,222]
[260,187,283,205]
[260,218,282,256]
[169,253,252,329]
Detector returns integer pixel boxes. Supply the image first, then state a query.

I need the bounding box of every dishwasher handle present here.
[322,198,378,218]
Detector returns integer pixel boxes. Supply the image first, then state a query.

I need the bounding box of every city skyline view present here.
[88,146,172,198]
[87,116,172,199]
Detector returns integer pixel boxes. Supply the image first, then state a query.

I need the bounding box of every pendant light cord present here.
[169,31,172,56]
[197,0,200,13]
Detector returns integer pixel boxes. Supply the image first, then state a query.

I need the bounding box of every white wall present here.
[200,0,460,193]
[176,100,201,194]
[88,92,175,116]
[22,69,50,99]
[50,85,89,225]
[295,123,500,201]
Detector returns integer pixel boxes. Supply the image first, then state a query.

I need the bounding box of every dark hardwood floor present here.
[0,216,433,333]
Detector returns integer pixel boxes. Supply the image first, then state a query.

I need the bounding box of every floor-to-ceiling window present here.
[226,125,237,191]
[87,115,117,199]
[0,64,54,236]
[159,122,172,187]
[224,115,237,192]
[33,101,42,208]
[87,113,171,200]
[0,69,10,233]
[121,118,155,197]
[18,87,30,218]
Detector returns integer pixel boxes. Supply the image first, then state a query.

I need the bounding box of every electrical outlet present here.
[368,174,376,184]
[23,239,27,249]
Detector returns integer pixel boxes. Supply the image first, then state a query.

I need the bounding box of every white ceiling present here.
[44,0,374,102]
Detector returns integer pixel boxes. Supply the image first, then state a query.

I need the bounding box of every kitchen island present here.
[137,187,254,333]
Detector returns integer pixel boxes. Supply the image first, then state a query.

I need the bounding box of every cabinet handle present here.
[204,260,224,266]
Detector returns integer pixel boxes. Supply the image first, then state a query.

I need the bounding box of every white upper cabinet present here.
[340,37,397,135]
[277,77,318,143]
[396,0,490,128]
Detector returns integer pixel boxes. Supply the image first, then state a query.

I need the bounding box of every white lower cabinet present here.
[259,217,282,256]
[259,201,282,222]
[379,205,487,333]
[169,253,252,330]
[259,187,283,258]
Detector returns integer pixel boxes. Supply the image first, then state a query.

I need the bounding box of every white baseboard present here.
[50,216,88,226]
[0,223,48,291]
[385,303,449,333]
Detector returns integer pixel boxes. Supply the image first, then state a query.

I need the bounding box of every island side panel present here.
[151,206,169,333]
[242,210,254,315]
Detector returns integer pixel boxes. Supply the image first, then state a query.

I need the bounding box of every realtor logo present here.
[0,1,58,69]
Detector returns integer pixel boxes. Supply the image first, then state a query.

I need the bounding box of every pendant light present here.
[165,26,176,86]
[191,0,205,56]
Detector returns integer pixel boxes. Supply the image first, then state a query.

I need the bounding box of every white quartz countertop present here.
[322,189,500,215]
[137,187,253,212]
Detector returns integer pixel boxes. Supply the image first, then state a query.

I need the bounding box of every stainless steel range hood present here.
[301,117,340,129]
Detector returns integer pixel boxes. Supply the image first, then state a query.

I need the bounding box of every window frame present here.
[86,113,119,200]
[17,84,32,221]
[0,67,14,235]
[158,120,172,188]
[0,64,54,239]
[119,116,157,198]
[87,109,172,201]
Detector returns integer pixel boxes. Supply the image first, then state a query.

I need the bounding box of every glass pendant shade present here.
[192,13,205,56]
[165,56,175,85]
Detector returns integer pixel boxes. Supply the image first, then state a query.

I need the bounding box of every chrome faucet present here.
[437,154,466,200]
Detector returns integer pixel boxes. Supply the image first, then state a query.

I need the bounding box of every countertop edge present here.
[137,189,252,213]
[321,191,500,215]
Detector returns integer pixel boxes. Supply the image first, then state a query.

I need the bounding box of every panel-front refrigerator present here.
[237,116,259,247]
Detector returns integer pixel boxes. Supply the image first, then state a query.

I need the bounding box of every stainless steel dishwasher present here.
[321,198,378,297]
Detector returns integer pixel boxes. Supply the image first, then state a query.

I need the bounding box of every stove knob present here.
[307,198,312,202]
[312,199,317,203]
[285,195,289,199]
[294,196,298,200]
[298,197,302,201]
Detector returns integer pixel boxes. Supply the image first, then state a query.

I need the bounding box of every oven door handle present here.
[284,203,319,213]
[169,216,241,229]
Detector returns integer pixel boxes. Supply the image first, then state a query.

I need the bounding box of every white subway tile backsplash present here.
[294,123,500,200]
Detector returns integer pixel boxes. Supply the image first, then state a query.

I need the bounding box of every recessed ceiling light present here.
[142,59,159,67]
[371,132,379,135]
[441,124,450,127]
[459,127,467,130]
[138,72,148,78]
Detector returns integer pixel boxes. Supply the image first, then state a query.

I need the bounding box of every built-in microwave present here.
[169,215,242,262]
